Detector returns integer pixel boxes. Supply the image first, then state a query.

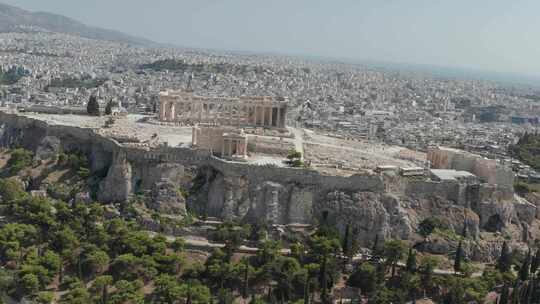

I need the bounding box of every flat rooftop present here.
[430,169,476,181]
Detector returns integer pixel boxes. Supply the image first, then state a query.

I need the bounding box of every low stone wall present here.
[404,179,462,203]
[428,147,514,188]
[207,156,385,193]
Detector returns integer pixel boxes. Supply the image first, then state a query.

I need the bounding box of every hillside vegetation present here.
[0,148,535,303]
[510,133,540,170]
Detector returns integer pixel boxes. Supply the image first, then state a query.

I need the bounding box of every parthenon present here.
[159,90,288,129]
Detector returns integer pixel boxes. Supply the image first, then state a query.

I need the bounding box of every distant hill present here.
[0,2,155,46]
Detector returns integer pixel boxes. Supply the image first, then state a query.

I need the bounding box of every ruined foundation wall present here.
[428,147,514,188]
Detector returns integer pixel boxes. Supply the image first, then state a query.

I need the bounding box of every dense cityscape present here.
[2,3,540,304]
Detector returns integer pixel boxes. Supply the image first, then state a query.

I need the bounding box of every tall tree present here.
[531,250,540,276]
[91,275,112,304]
[303,274,311,304]
[499,284,510,304]
[497,241,512,273]
[454,241,464,274]
[342,224,351,257]
[320,256,329,304]
[104,100,113,115]
[348,263,377,295]
[372,235,380,256]
[531,279,540,304]
[242,260,249,300]
[521,251,532,282]
[406,247,417,273]
[420,257,439,297]
[87,96,100,116]
[383,240,406,278]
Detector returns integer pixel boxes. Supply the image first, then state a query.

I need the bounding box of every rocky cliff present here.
[0,111,537,261]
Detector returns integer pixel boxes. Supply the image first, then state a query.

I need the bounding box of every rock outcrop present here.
[149,179,187,216]
[98,152,132,202]
[35,136,61,160]
[0,111,538,262]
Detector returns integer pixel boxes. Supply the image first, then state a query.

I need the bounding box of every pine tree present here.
[511,281,521,304]
[518,279,533,304]
[454,241,464,274]
[304,275,311,304]
[406,247,417,273]
[343,224,351,257]
[87,95,100,116]
[320,256,329,304]
[375,261,386,284]
[497,241,512,273]
[520,250,532,282]
[104,100,113,115]
[531,250,540,276]
[499,284,510,304]
[242,261,249,299]
[531,279,540,304]
[372,234,380,256]
[186,283,192,304]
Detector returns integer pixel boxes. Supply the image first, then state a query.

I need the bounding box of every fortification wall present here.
[428,147,514,188]
[207,157,384,193]
[404,179,462,203]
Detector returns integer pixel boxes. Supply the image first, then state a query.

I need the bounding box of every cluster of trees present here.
[0,170,346,303]
[346,237,532,304]
[285,149,305,168]
[510,132,540,170]
[493,241,540,304]
[87,97,116,117]
[0,66,29,85]
[0,177,193,303]
[87,96,100,116]
[57,151,91,179]
[3,147,540,303]
[47,76,107,89]
[5,148,34,175]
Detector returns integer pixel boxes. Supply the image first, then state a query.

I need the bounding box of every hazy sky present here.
[4,0,540,77]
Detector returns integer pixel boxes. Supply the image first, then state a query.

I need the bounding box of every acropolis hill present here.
[0,91,536,261]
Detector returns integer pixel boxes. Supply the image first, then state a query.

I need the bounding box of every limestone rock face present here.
[89,144,112,174]
[221,175,251,221]
[207,173,225,217]
[252,181,285,224]
[474,200,516,232]
[413,197,481,239]
[149,179,187,216]
[314,191,414,247]
[513,196,537,225]
[98,153,132,203]
[288,186,314,224]
[35,136,61,160]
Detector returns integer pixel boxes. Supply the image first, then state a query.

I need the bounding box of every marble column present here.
[266,107,271,126]
[169,103,175,121]
[221,139,226,157]
[255,106,260,125]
